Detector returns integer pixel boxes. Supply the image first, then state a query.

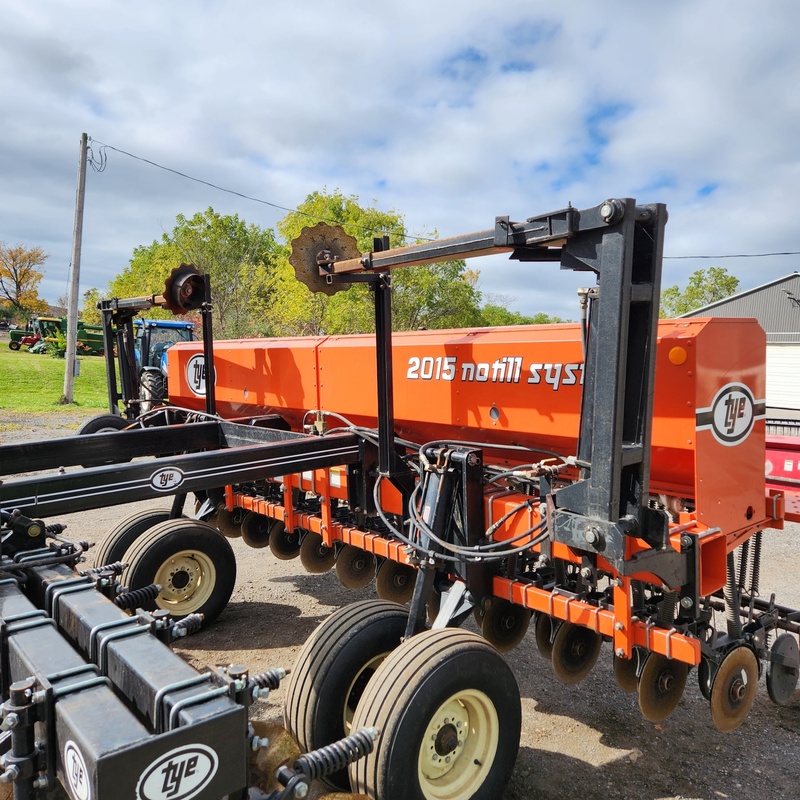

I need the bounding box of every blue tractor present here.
[78,265,206,434]
[134,318,196,413]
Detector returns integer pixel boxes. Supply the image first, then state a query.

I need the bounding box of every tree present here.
[660,267,740,318]
[109,208,278,338]
[0,243,49,318]
[81,288,103,325]
[478,303,565,327]
[263,190,483,335]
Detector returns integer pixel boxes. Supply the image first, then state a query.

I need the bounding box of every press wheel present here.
[637,654,688,722]
[300,532,337,574]
[94,507,172,568]
[284,600,408,790]
[375,560,416,604]
[349,628,521,800]
[120,519,235,623]
[335,544,376,589]
[766,633,799,706]
[480,599,532,653]
[710,646,758,732]
[550,622,602,684]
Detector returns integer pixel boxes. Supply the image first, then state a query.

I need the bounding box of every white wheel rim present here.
[343,653,389,734]
[153,549,216,614]
[417,689,498,800]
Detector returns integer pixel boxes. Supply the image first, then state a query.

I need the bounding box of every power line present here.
[88,139,799,260]
[664,251,800,259]
[88,138,432,242]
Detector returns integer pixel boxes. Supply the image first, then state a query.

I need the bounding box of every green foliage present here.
[0,346,108,413]
[112,190,570,338]
[108,208,278,338]
[49,330,67,359]
[265,190,483,335]
[81,289,102,325]
[478,304,565,327]
[660,267,740,318]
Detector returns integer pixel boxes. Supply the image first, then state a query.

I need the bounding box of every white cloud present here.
[2,0,800,320]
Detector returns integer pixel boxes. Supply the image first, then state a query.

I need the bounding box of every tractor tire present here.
[77,414,129,435]
[120,519,236,623]
[94,508,173,568]
[8,341,20,351]
[349,628,521,800]
[139,370,166,414]
[284,600,409,790]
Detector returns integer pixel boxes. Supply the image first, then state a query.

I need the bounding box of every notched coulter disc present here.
[289,223,359,295]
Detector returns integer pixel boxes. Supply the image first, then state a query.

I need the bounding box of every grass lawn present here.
[0,343,109,414]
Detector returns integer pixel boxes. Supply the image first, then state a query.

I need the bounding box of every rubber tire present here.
[8,341,20,351]
[77,414,129,435]
[349,628,521,800]
[139,370,166,414]
[284,600,409,791]
[93,508,173,568]
[120,519,236,624]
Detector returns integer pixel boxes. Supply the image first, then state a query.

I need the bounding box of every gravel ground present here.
[2,410,799,800]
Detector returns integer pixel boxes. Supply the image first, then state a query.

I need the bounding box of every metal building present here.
[681,273,800,419]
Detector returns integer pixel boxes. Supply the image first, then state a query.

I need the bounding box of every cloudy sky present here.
[3,1,800,321]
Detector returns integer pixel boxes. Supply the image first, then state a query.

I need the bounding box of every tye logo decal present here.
[696,383,765,446]
[137,744,218,800]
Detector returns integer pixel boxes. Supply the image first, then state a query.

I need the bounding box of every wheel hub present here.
[570,639,588,660]
[421,699,468,779]
[729,671,748,703]
[163,555,201,597]
[434,723,459,757]
[657,671,675,694]
[152,549,216,614]
[170,570,191,590]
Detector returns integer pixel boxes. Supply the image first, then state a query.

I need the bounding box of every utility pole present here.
[62,132,88,404]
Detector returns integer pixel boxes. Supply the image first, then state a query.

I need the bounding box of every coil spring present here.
[749,530,763,595]
[723,552,742,639]
[658,590,678,626]
[45,523,67,536]
[114,583,161,610]
[252,667,286,691]
[172,613,204,637]
[81,561,127,577]
[737,540,750,594]
[294,727,378,781]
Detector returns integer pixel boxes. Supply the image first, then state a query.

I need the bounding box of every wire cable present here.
[88,138,436,243]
